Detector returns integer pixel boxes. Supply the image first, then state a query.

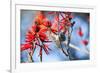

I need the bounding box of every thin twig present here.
[28,52,34,62]
[66,27,72,60]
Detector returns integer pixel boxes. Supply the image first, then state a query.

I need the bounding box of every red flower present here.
[60,12,72,26]
[60,20,71,26]
[43,20,52,27]
[35,11,46,25]
[77,27,83,37]
[82,40,88,46]
[21,43,32,51]
[51,12,74,34]
[43,19,58,34]
[30,25,48,42]
[51,15,59,33]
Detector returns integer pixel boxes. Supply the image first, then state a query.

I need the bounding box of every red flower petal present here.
[25,36,35,42]
[36,11,45,20]
[44,44,52,51]
[21,43,32,51]
[39,32,48,41]
[25,31,35,42]
[39,28,48,33]
[26,32,35,39]
[31,25,40,33]
[59,25,64,31]
[51,23,58,31]
[54,15,59,21]
[43,20,52,27]
[67,22,71,26]
[60,19,66,24]
[43,45,49,55]
[51,28,57,34]
[35,11,46,26]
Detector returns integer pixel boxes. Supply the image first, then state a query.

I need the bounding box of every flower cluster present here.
[21,11,76,62]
